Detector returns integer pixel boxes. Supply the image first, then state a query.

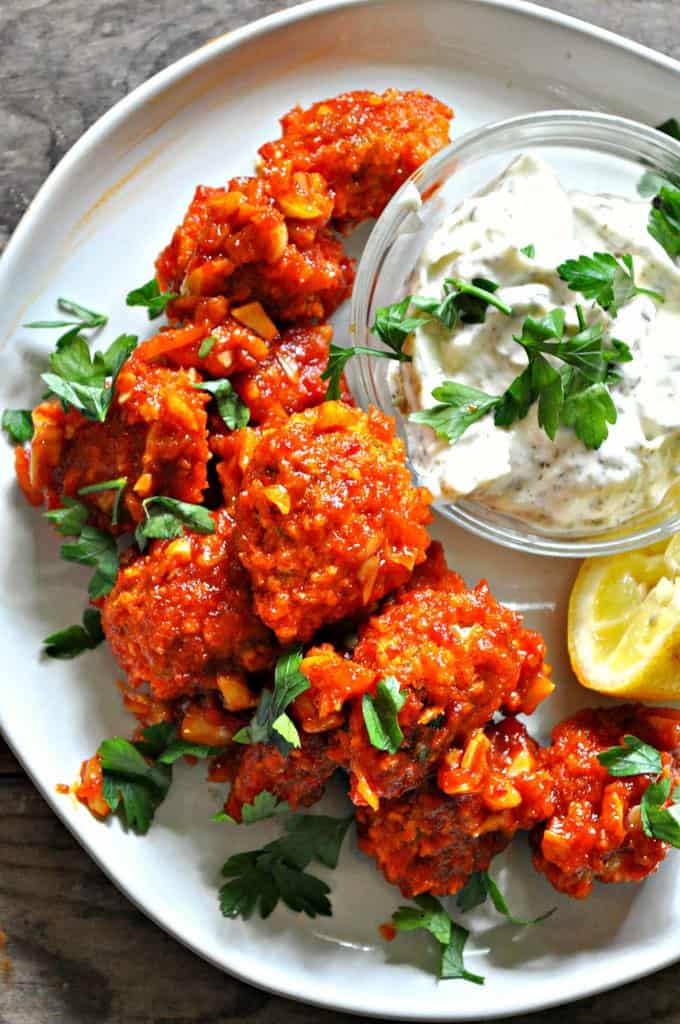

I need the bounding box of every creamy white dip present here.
[391,154,680,533]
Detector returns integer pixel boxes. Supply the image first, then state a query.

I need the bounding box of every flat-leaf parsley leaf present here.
[234,646,310,755]
[597,735,680,848]
[390,894,484,984]
[99,723,222,833]
[44,497,89,536]
[456,871,555,926]
[193,378,250,430]
[218,813,353,920]
[362,676,406,754]
[41,332,137,422]
[2,409,34,444]
[77,477,127,526]
[213,791,291,825]
[597,734,663,776]
[126,279,178,319]
[648,186,680,260]
[410,382,500,444]
[557,252,664,315]
[43,607,104,659]
[135,496,215,550]
[60,524,119,599]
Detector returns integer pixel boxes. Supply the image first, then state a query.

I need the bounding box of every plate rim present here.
[1,0,679,1017]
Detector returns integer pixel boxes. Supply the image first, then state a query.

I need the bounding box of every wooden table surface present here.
[1,2,678,1021]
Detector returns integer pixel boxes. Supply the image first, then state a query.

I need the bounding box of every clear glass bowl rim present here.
[349,109,680,558]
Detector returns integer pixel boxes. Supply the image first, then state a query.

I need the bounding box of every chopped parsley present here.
[193,378,250,430]
[362,676,406,754]
[390,894,484,985]
[412,307,632,450]
[557,252,664,315]
[42,332,138,422]
[100,722,222,834]
[414,277,512,327]
[77,477,127,527]
[21,297,132,424]
[24,297,107,331]
[218,813,353,920]
[2,409,34,444]
[43,607,104,659]
[125,279,178,319]
[234,646,310,755]
[597,734,663,777]
[456,870,555,925]
[45,497,89,536]
[410,382,500,445]
[321,277,509,400]
[135,496,215,550]
[213,791,290,825]
[520,243,535,259]
[597,735,680,848]
[60,524,119,599]
[648,186,680,261]
[198,335,217,358]
[640,776,680,846]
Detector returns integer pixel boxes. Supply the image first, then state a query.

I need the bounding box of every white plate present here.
[1,1,679,1018]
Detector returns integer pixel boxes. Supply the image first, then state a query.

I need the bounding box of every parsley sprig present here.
[390,894,484,985]
[234,647,310,755]
[126,279,178,319]
[2,409,34,444]
[597,734,662,776]
[456,870,555,926]
[42,332,138,422]
[24,297,108,332]
[219,813,353,920]
[100,722,223,834]
[321,277,509,400]
[45,497,89,536]
[557,252,664,315]
[213,791,290,825]
[193,378,250,430]
[43,607,104,659]
[61,524,119,599]
[597,735,680,847]
[135,496,215,551]
[77,477,127,527]
[362,676,406,754]
[412,307,632,450]
[648,186,680,261]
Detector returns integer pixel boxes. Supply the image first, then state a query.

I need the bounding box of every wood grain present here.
[1,2,678,1022]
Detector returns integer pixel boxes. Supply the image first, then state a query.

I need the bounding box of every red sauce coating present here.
[102,508,276,699]
[295,644,376,734]
[258,89,453,229]
[235,402,432,644]
[232,324,353,424]
[75,754,110,818]
[224,730,337,821]
[329,564,554,808]
[357,719,553,897]
[531,705,680,898]
[133,311,270,378]
[21,360,210,533]
[156,174,354,324]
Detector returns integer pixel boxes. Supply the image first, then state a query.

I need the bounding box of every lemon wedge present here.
[568,533,680,700]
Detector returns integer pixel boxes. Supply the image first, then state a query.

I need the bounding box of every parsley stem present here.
[448,278,513,317]
[636,285,665,303]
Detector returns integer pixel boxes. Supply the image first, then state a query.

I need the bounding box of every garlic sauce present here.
[391,154,680,533]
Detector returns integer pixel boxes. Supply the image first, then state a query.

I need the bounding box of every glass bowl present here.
[348,110,680,557]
